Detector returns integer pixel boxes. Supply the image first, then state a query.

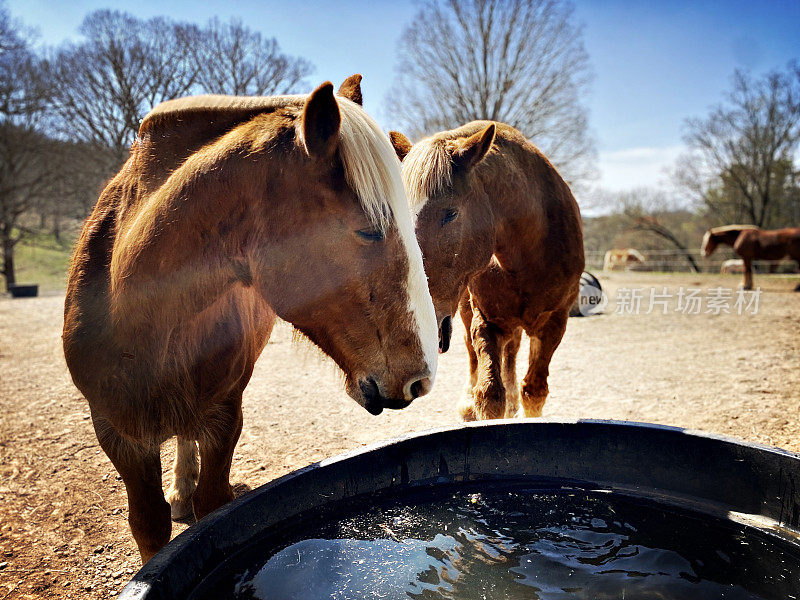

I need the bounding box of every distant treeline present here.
[1,6,314,287]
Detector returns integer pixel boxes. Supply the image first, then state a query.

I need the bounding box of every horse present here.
[720,259,744,274]
[390,121,584,421]
[63,76,438,562]
[603,248,645,271]
[701,225,800,290]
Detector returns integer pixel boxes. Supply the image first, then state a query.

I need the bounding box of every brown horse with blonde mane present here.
[63,76,438,562]
[390,121,584,421]
[701,224,800,291]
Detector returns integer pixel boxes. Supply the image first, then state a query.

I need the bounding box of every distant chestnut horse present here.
[603,248,645,271]
[63,76,438,562]
[701,224,800,290]
[390,122,584,420]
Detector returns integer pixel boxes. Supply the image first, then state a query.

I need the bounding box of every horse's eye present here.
[441,208,459,226]
[356,228,385,242]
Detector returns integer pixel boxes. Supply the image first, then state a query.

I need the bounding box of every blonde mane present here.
[702,225,760,255]
[401,137,453,211]
[709,224,760,234]
[331,96,406,231]
[626,248,645,262]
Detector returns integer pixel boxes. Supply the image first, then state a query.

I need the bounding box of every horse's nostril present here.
[439,316,453,353]
[407,376,432,400]
[359,377,383,415]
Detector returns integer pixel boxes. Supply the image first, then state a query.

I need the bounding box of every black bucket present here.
[569,271,604,317]
[120,420,800,599]
[8,283,38,298]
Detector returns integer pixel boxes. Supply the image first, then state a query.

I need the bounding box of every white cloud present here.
[598,145,686,191]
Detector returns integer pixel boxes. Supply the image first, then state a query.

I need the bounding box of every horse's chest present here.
[469,267,525,322]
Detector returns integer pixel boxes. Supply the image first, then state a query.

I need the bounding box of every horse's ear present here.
[389,131,412,161]
[453,123,495,172]
[338,74,363,105]
[302,82,341,159]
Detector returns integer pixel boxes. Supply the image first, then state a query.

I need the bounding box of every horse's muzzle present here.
[439,315,453,353]
[359,377,384,415]
[359,376,419,415]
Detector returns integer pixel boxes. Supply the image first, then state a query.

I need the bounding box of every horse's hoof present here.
[168,495,195,522]
[520,389,546,417]
[459,405,477,421]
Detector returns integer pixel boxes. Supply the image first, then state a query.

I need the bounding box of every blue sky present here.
[8,0,800,193]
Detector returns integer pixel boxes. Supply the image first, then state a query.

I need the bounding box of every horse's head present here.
[390,124,497,353]
[701,230,717,257]
[258,78,437,414]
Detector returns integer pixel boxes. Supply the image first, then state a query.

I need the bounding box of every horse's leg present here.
[459,304,509,421]
[790,252,800,291]
[520,309,569,418]
[193,395,244,520]
[742,257,754,290]
[502,328,522,418]
[166,437,199,521]
[457,293,479,407]
[91,414,170,563]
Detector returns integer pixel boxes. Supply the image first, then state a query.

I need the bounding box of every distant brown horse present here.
[701,225,800,290]
[390,121,584,421]
[63,76,438,562]
[603,248,645,271]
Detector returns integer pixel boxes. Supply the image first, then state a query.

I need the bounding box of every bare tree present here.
[49,10,198,168]
[677,63,800,228]
[34,140,105,243]
[0,2,53,289]
[612,188,703,272]
[192,17,312,96]
[49,11,316,173]
[387,0,595,186]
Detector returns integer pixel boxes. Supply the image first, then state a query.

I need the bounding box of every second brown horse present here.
[702,225,800,290]
[391,122,584,420]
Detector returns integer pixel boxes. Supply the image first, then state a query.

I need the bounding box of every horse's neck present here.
[718,230,744,247]
[484,163,565,272]
[109,155,267,350]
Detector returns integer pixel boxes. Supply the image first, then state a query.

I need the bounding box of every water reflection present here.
[228,490,797,600]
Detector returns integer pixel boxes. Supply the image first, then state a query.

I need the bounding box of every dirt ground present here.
[1,271,799,599]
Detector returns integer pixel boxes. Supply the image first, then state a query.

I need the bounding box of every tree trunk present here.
[630,217,701,273]
[2,235,16,290]
[53,211,61,244]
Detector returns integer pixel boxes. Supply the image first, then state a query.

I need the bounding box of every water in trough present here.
[192,484,800,599]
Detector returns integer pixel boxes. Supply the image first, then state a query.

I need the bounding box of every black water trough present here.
[120,420,800,599]
[8,283,38,298]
